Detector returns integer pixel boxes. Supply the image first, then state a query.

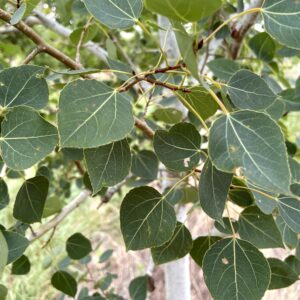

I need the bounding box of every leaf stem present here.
[203,7,263,44]
[226,205,237,238]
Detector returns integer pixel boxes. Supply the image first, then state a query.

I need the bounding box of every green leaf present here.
[10,3,27,25]
[262,0,300,50]
[51,271,77,297]
[229,178,254,207]
[42,196,62,218]
[178,86,218,121]
[285,255,300,275]
[278,195,300,233]
[268,258,298,289]
[83,0,143,29]
[0,107,58,170]
[145,0,222,22]
[0,231,8,274]
[151,222,193,265]
[199,159,232,224]
[215,218,239,234]
[0,284,7,300]
[238,206,284,248]
[248,32,276,62]
[107,58,132,81]
[226,70,276,110]
[99,249,113,263]
[13,176,49,224]
[2,231,29,264]
[154,123,201,172]
[171,21,199,80]
[120,186,177,250]
[70,24,98,44]
[129,276,148,300]
[84,139,131,194]
[153,108,183,124]
[208,110,291,195]
[58,80,134,148]
[190,236,221,267]
[289,157,300,183]
[203,238,271,300]
[11,255,31,275]
[131,150,158,180]
[207,58,240,81]
[66,233,92,260]
[0,65,48,109]
[276,215,298,249]
[278,88,300,111]
[0,179,9,210]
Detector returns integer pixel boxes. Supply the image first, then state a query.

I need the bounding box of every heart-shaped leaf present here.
[120,186,177,250]
[13,176,49,224]
[84,139,131,194]
[226,70,276,110]
[151,222,192,265]
[199,158,233,224]
[145,0,222,23]
[58,80,134,148]
[0,107,58,170]
[262,0,300,50]
[66,233,92,260]
[0,65,48,109]
[208,110,291,194]
[203,238,271,300]
[83,0,143,29]
[238,206,284,249]
[154,123,201,172]
[51,271,77,297]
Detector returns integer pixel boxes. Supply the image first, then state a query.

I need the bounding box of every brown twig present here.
[23,47,43,64]
[134,118,155,139]
[76,17,93,65]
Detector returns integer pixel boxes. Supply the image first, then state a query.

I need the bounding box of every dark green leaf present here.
[84,139,131,194]
[190,236,221,267]
[262,0,300,50]
[13,176,49,224]
[83,0,143,29]
[178,86,218,121]
[0,179,9,210]
[131,150,158,180]
[278,195,300,232]
[11,255,31,275]
[215,218,239,234]
[208,110,291,195]
[249,32,276,62]
[207,59,240,81]
[279,88,300,111]
[58,80,134,148]
[154,123,201,172]
[203,238,271,300]
[285,255,300,275]
[165,188,184,206]
[238,206,284,248]
[129,276,148,300]
[107,58,132,81]
[199,159,232,224]
[51,271,77,297]
[145,0,222,22]
[268,258,298,289]
[0,107,58,170]
[226,70,276,110]
[66,233,92,260]
[153,108,183,124]
[120,186,177,250]
[2,231,29,264]
[151,222,193,265]
[0,65,48,109]
[229,178,254,207]
[276,215,298,249]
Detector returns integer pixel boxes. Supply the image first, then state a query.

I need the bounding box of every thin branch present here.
[134,118,155,139]
[29,190,91,242]
[230,0,264,59]
[0,8,82,70]
[23,47,43,64]
[76,17,93,65]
